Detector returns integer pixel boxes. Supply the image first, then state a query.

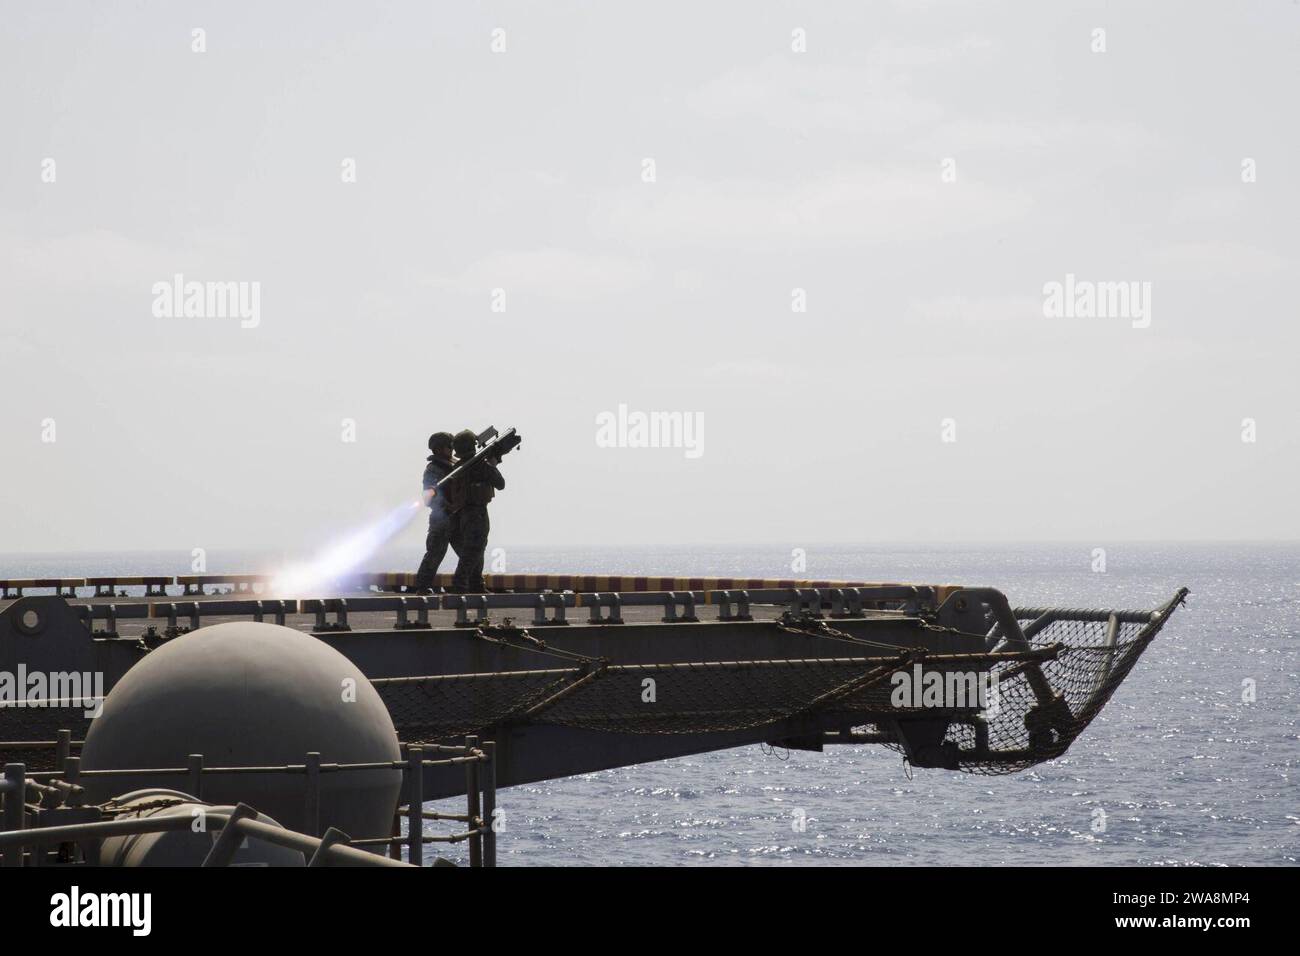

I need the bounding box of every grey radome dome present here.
[81,621,402,844]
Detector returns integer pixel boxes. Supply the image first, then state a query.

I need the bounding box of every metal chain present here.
[98,796,189,816]
[775,610,917,652]
[474,620,607,668]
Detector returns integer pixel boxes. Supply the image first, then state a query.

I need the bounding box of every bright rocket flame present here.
[270,499,422,596]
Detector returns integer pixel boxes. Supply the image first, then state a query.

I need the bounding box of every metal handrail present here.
[50,584,938,635]
[1,735,499,867]
[0,803,410,866]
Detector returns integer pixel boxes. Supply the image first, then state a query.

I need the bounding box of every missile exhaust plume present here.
[270,499,422,596]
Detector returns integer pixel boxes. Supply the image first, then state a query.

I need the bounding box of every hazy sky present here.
[1,1,1296,559]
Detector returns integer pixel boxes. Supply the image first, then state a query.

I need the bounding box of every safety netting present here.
[377,652,918,739]
[886,598,1185,774]
[374,591,1185,774]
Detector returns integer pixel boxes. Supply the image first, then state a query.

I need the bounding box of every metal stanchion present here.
[2,764,27,867]
[482,741,497,867]
[464,736,482,867]
[303,752,321,837]
[188,753,204,800]
[55,730,71,771]
[389,812,402,861]
[407,746,423,866]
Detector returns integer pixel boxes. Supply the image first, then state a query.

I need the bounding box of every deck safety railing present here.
[2,570,949,604]
[0,734,496,868]
[52,585,932,640]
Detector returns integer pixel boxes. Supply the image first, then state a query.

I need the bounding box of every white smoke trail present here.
[269,499,422,596]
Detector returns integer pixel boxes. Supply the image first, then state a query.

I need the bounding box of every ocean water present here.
[2,543,1295,866]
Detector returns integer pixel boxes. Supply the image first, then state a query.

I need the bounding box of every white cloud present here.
[1167,189,1246,224]
[686,53,945,135]
[684,35,994,135]
[913,118,1161,158]
[529,170,566,188]
[697,359,810,385]
[1150,240,1288,278]
[425,248,653,300]
[0,334,37,355]
[595,167,1031,247]
[908,294,1041,324]
[2,229,202,290]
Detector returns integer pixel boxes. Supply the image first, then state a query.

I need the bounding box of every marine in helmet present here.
[447,428,506,593]
[412,431,458,593]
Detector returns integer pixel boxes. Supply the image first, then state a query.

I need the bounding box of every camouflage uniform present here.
[448,432,505,593]
[413,444,458,591]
